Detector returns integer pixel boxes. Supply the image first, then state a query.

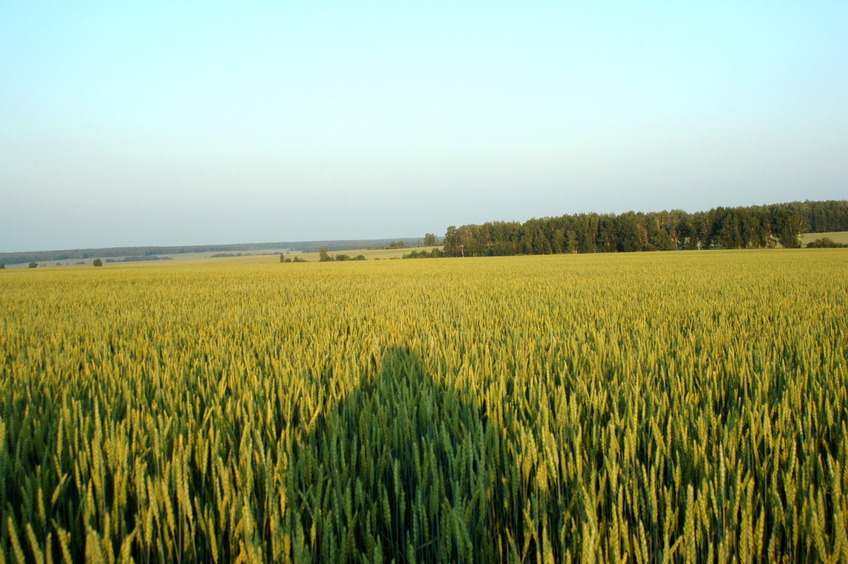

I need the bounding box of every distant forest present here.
[442,200,848,257]
[4,201,845,266]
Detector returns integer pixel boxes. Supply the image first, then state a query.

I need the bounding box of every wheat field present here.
[1,249,847,562]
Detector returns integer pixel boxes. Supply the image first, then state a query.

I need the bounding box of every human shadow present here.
[286,345,533,563]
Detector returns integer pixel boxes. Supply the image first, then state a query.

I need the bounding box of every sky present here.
[1,1,846,252]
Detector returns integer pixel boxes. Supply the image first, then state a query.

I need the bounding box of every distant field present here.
[169,245,430,264]
[2,250,847,561]
[3,245,435,268]
[800,230,848,245]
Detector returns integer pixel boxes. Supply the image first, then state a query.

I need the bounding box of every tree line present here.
[442,200,848,257]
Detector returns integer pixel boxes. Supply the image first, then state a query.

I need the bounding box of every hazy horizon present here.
[2,2,846,254]
[3,198,847,256]
[1,235,427,255]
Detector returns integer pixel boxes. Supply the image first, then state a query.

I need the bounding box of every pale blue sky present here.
[1,1,846,251]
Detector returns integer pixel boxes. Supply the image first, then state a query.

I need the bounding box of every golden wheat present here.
[0,250,846,561]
